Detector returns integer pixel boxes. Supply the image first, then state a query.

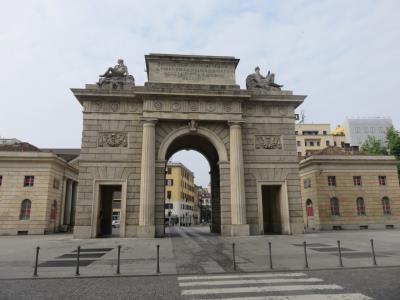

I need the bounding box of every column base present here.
[137,225,156,238]
[229,224,250,236]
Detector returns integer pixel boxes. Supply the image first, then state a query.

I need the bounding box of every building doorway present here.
[262,185,282,234]
[98,185,122,237]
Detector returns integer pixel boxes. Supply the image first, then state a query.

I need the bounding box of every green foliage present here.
[386,126,400,158]
[360,136,387,155]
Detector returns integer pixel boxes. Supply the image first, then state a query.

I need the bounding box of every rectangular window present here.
[328,176,336,186]
[326,140,330,146]
[0,175,2,186]
[323,131,327,135]
[165,179,174,186]
[297,152,302,156]
[353,176,362,186]
[53,178,60,190]
[379,176,386,186]
[303,179,311,189]
[297,141,301,146]
[317,142,320,146]
[24,176,34,187]
[167,167,172,174]
[310,141,314,146]
[167,191,171,199]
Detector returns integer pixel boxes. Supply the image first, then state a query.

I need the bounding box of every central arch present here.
[157,126,229,235]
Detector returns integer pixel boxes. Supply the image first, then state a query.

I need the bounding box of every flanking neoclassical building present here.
[0,140,78,235]
[300,147,400,231]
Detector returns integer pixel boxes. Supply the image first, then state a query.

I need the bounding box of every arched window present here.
[50,200,57,220]
[356,197,366,216]
[382,197,391,215]
[20,199,31,220]
[306,199,314,217]
[330,197,340,216]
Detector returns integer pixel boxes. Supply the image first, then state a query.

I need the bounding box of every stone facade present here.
[0,151,78,235]
[299,150,400,231]
[71,54,306,238]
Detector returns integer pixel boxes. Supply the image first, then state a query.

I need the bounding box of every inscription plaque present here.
[146,54,239,85]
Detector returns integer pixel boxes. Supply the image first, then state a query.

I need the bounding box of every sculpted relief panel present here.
[98,132,128,147]
[255,135,282,150]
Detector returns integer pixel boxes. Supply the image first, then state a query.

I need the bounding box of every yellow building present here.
[165,162,197,226]
[295,124,346,158]
[0,140,79,235]
[299,147,400,231]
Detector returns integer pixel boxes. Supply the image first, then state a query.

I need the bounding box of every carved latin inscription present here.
[98,132,128,147]
[255,135,282,150]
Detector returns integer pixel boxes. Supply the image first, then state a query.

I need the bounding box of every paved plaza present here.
[0,227,400,299]
[0,226,400,279]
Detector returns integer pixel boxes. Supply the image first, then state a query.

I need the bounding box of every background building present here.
[344,117,393,147]
[295,123,346,157]
[0,139,79,235]
[197,184,212,223]
[299,147,400,231]
[165,162,196,226]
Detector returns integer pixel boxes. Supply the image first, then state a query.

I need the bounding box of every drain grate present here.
[57,253,106,259]
[39,260,96,267]
[72,248,113,252]
[310,247,356,252]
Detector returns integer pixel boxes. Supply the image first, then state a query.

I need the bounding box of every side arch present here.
[157,126,229,162]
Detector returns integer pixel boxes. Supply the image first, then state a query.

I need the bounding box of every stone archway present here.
[71,53,306,239]
[157,125,229,234]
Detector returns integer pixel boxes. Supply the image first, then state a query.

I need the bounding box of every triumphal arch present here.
[71,54,306,238]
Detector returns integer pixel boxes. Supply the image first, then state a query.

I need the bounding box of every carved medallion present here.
[110,102,120,112]
[255,135,282,150]
[206,101,216,112]
[98,132,128,147]
[172,101,182,112]
[128,102,138,112]
[153,101,162,111]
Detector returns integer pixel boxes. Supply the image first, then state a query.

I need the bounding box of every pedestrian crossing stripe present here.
[178,272,372,299]
[181,284,343,295]
[179,277,323,287]
[178,272,307,281]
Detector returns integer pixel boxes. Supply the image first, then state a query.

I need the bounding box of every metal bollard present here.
[232,243,237,271]
[76,246,80,276]
[337,240,344,267]
[268,242,273,270]
[370,239,377,266]
[303,241,309,269]
[116,245,121,274]
[33,246,40,277]
[156,244,160,274]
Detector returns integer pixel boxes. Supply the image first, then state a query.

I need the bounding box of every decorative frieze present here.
[84,101,142,114]
[144,99,241,114]
[255,135,282,150]
[243,102,292,117]
[98,132,128,147]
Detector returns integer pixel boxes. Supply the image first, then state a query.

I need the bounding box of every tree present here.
[360,136,387,155]
[386,126,400,158]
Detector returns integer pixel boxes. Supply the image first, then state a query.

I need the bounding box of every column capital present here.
[140,117,158,125]
[228,120,245,127]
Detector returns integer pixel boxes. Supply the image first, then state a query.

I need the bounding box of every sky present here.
[1,0,399,186]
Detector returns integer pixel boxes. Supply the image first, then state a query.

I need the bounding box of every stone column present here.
[138,119,157,237]
[229,121,250,236]
[64,179,73,227]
